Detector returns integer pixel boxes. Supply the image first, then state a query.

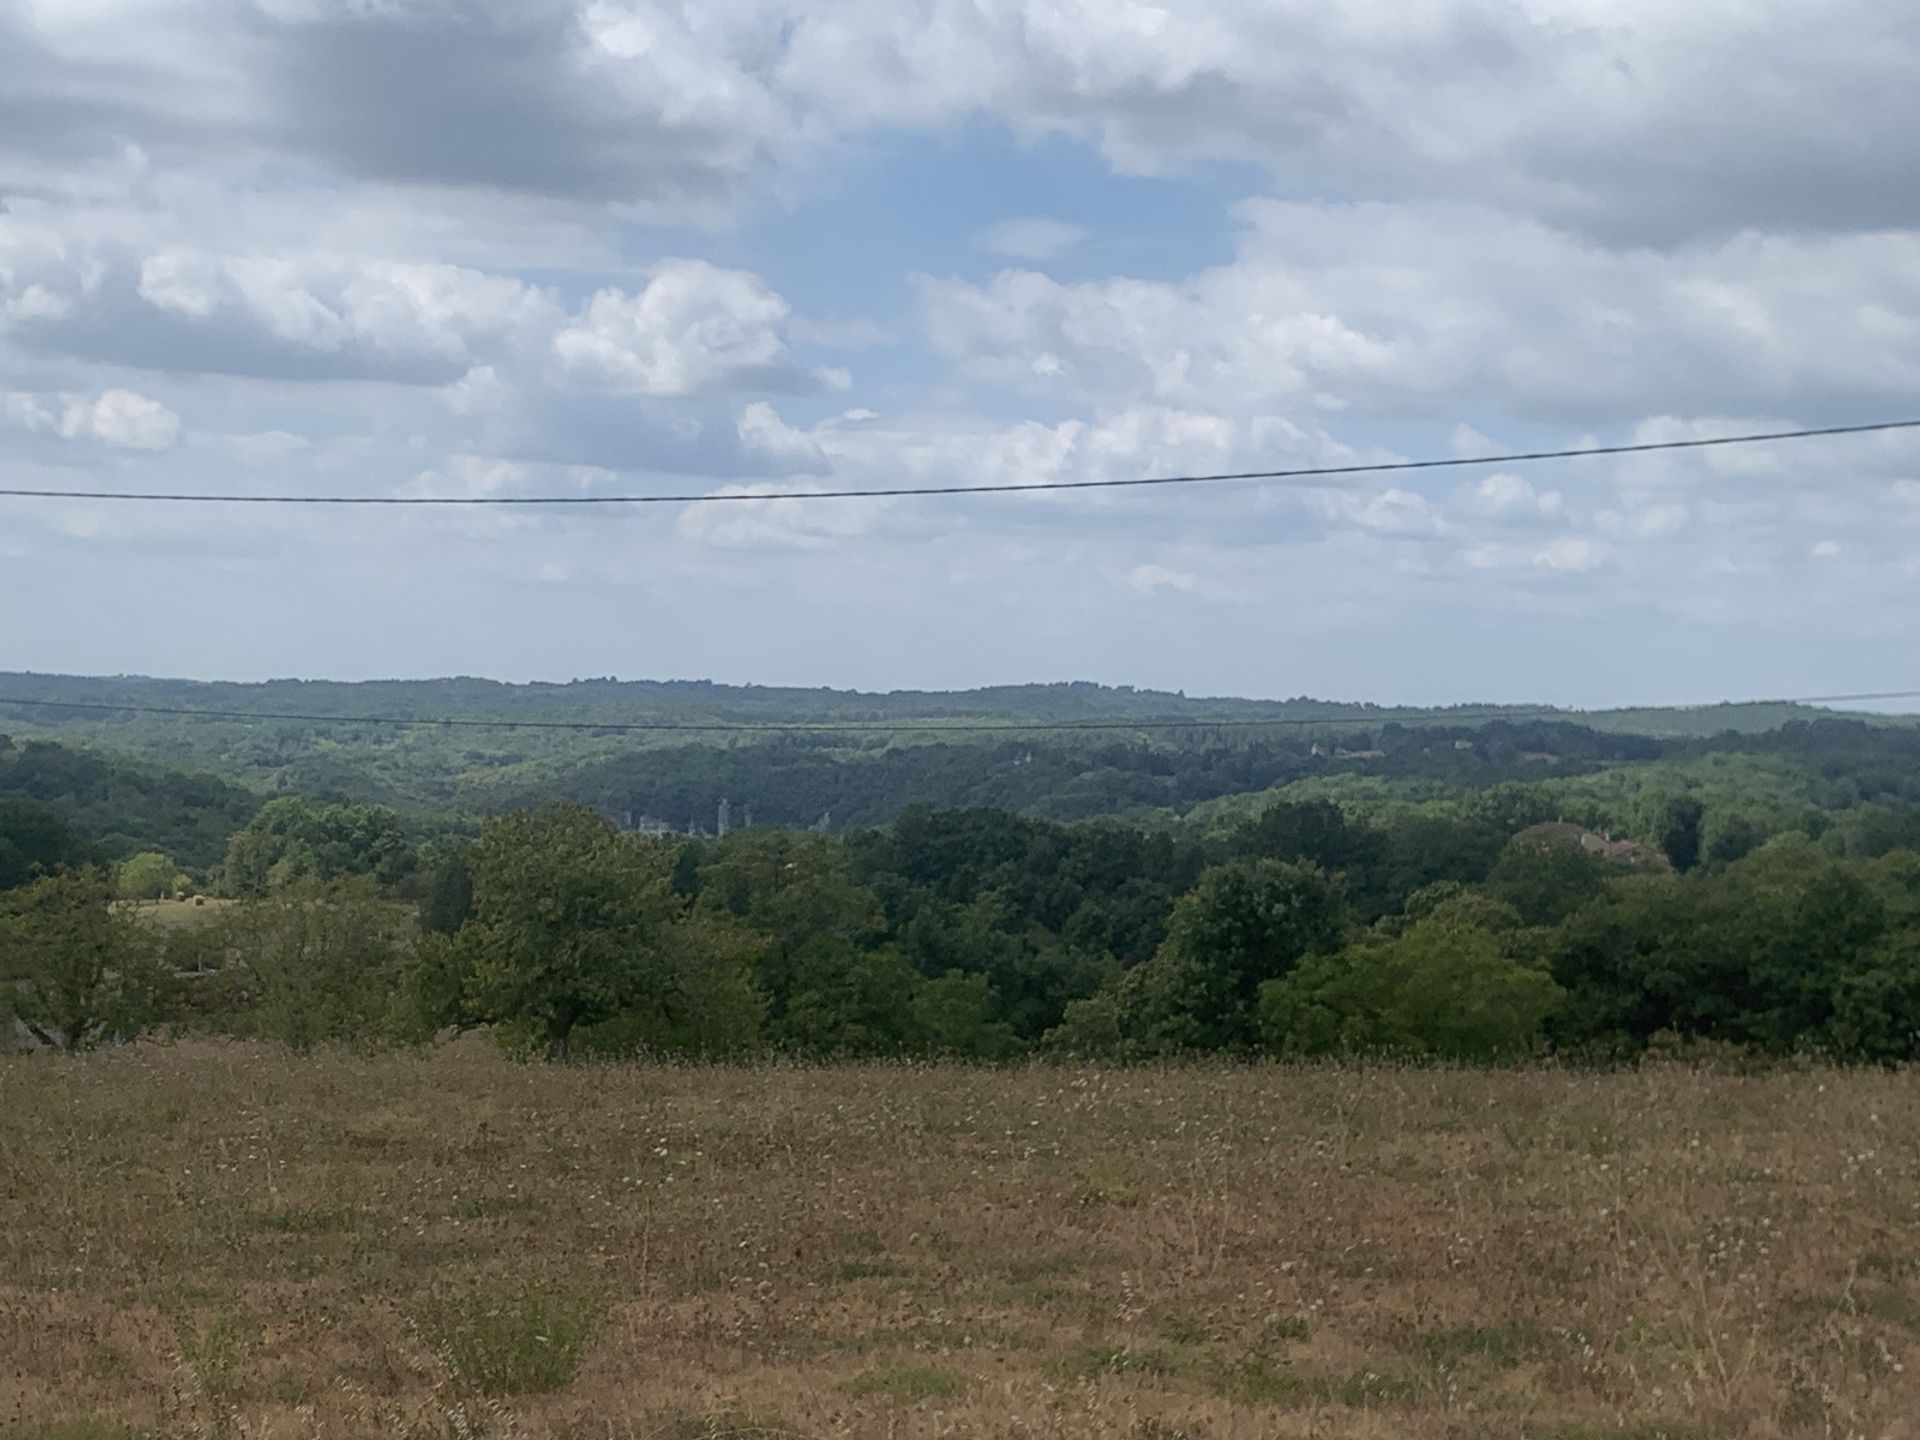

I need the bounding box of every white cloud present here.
[552,260,808,395]
[0,284,70,326]
[1312,487,1444,537]
[1460,536,1609,574]
[69,389,181,450]
[0,392,57,433]
[736,400,826,465]
[1463,472,1564,521]
[975,217,1086,262]
[918,203,1920,426]
[126,250,560,372]
[10,0,1920,252]
[441,365,510,416]
[744,402,1363,516]
[1125,562,1197,596]
[5,387,181,449]
[401,454,529,499]
[778,1,1920,245]
[1535,537,1608,573]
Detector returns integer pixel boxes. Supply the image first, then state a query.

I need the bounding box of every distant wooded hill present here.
[0,672,1896,813]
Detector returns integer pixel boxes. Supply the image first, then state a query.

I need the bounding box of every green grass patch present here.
[1858,1251,1916,1279]
[844,1365,962,1399]
[412,1280,602,1396]
[1837,1288,1920,1330]
[1415,1320,1553,1368]
[8,1427,159,1440]
[1550,1424,1713,1440]
[977,1279,1073,1308]
[1055,1344,1188,1380]
[254,1204,356,1234]
[180,1307,258,1407]
[447,1193,545,1220]
[1158,1314,1210,1346]
[1005,1251,1085,1281]
[1074,1160,1142,1206]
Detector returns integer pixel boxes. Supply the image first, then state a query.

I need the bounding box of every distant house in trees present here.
[1515,821,1673,871]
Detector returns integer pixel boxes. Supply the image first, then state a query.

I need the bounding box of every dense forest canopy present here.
[0,672,1891,811]
[0,734,258,871]
[8,676,1920,1064]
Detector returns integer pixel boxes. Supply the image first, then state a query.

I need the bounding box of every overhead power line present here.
[1,689,1916,736]
[0,418,1916,507]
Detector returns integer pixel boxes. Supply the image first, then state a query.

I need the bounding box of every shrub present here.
[412,1280,602,1396]
[0,870,167,1049]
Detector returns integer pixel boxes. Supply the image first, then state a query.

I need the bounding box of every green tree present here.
[1232,800,1383,874]
[214,878,410,1051]
[1053,860,1347,1056]
[1486,832,1616,926]
[697,830,884,1020]
[1259,919,1562,1062]
[1375,813,1508,914]
[900,889,1112,1040]
[1547,840,1891,1056]
[419,851,475,936]
[1824,932,1920,1062]
[0,797,87,892]
[776,944,921,1056]
[223,797,418,896]
[116,850,181,901]
[0,870,166,1049]
[448,805,763,1057]
[1702,808,1768,867]
[1637,791,1705,873]
[911,970,1020,1058]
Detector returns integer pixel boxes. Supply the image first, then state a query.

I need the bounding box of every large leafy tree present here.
[1260,918,1562,1062]
[0,870,166,1049]
[0,798,89,893]
[223,797,418,895]
[1547,840,1893,1056]
[696,829,884,1015]
[116,851,182,901]
[900,890,1112,1040]
[1486,833,1617,926]
[448,805,763,1057]
[775,944,922,1056]
[1636,791,1706,873]
[1052,859,1348,1056]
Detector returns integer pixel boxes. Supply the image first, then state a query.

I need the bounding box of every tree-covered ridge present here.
[8,710,1920,909]
[0,671,1891,812]
[0,733,259,872]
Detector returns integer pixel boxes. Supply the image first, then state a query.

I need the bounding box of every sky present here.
[3,0,1920,706]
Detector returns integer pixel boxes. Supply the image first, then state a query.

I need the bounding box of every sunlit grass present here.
[2,1039,1914,1438]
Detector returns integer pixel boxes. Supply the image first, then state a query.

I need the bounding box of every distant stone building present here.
[1515,821,1672,871]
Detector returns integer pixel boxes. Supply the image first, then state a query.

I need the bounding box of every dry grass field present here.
[3,1042,1917,1440]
